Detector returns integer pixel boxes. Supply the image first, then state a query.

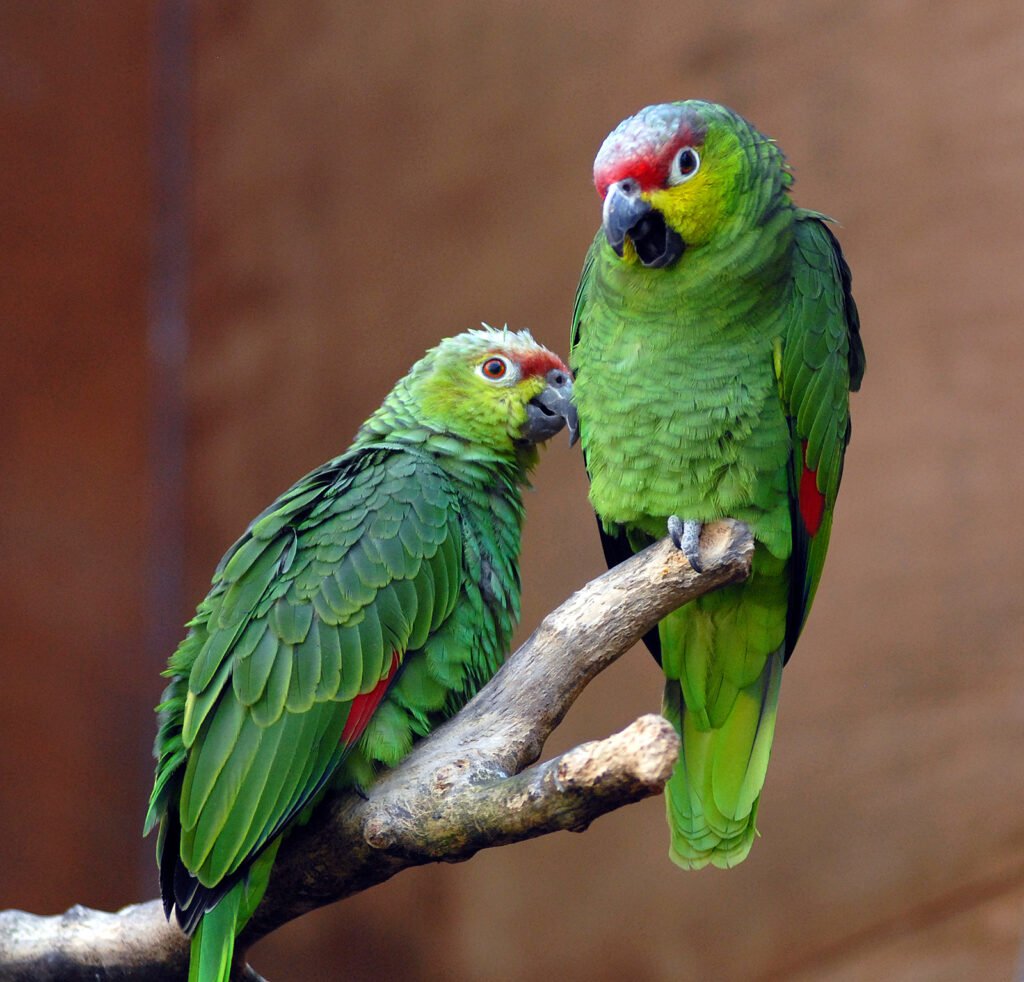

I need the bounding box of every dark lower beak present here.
[602,179,685,269]
[522,370,578,446]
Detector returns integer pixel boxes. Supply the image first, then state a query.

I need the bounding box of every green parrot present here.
[144,327,576,982]
[570,101,864,869]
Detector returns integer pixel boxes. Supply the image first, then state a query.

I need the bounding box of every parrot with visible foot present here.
[145,327,576,981]
[570,101,864,869]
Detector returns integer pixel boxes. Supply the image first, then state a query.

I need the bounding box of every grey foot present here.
[667,516,704,573]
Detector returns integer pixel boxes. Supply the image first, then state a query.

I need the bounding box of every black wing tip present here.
[816,218,865,393]
[172,870,237,936]
[156,806,236,936]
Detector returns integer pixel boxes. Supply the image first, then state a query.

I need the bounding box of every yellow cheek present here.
[647,172,725,247]
[504,378,545,425]
[485,378,543,436]
[518,376,547,403]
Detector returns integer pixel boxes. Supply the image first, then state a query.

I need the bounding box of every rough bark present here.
[0,521,753,981]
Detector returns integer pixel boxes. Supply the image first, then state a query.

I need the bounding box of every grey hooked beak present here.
[602,178,653,257]
[602,178,685,269]
[522,369,578,447]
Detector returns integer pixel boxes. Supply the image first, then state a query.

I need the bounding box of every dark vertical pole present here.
[145,0,190,893]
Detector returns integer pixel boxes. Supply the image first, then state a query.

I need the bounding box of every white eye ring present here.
[477,355,517,383]
[668,147,700,186]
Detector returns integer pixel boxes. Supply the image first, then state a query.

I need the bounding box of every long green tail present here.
[187,840,279,982]
[662,645,783,869]
[188,884,241,982]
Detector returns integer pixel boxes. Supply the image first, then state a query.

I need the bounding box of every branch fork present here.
[0,521,753,981]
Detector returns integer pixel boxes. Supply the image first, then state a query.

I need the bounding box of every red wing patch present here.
[341,651,401,746]
[798,441,825,536]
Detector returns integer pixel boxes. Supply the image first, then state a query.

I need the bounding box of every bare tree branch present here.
[0,521,753,981]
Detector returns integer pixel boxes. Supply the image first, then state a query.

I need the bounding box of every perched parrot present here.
[570,101,865,869]
[144,327,576,982]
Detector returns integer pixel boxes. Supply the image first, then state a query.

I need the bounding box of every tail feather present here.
[663,648,783,869]
[184,841,277,982]
[189,884,242,982]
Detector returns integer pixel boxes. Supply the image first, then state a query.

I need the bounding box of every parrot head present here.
[371,327,577,458]
[593,101,791,268]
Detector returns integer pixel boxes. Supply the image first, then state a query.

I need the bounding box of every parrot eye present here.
[479,356,512,381]
[668,147,700,186]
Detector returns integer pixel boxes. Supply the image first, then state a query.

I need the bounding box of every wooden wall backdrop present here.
[0,2,155,913]
[2,2,1023,979]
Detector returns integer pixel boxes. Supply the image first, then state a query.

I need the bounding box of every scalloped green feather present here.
[370,530,417,580]
[269,597,313,645]
[335,564,375,614]
[313,570,347,623]
[250,486,324,540]
[202,718,283,882]
[190,625,240,695]
[184,714,265,879]
[250,704,335,853]
[346,541,389,592]
[216,537,290,630]
[249,642,291,728]
[355,604,385,694]
[285,627,321,714]
[413,570,440,650]
[181,655,233,748]
[236,710,327,869]
[179,695,247,834]
[335,623,363,702]
[374,585,410,653]
[231,625,276,707]
[221,535,272,584]
[430,535,457,624]
[313,618,342,701]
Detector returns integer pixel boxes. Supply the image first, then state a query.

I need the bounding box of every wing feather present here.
[150,446,464,927]
[779,212,864,656]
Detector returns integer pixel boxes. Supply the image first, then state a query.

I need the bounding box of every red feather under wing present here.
[798,441,825,536]
[341,650,401,746]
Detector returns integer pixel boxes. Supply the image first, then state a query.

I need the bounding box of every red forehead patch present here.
[593,103,706,197]
[508,350,570,379]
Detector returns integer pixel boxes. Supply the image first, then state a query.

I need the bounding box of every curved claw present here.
[667,516,704,573]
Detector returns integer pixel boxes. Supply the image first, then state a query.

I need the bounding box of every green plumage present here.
[571,101,864,868]
[146,328,573,981]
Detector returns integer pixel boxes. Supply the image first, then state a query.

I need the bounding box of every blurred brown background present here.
[2,2,1023,980]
